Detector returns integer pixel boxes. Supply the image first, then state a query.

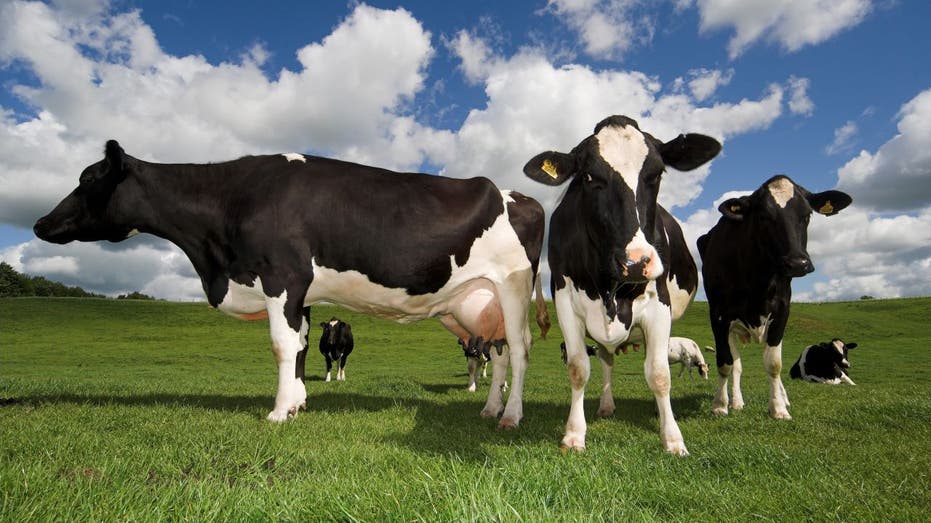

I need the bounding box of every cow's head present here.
[828,338,857,369]
[34,140,138,244]
[320,318,349,354]
[524,116,720,284]
[717,175,852,277]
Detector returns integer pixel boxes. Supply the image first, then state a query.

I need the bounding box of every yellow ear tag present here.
[819,201,834,214]
[541,159,559,179]
[730,205,741,213]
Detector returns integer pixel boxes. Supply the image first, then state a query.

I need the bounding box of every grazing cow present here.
[525,115,721,454]
[698,175,852,419]
[34,140,548,428]
[319,317,353,382]
[790,339,857,385]
[667,337,710,379]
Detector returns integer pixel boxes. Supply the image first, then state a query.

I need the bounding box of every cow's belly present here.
[728,315,772,344]
[217,278,270,320]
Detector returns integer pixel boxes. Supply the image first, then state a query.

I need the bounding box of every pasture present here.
[1,297,929,521]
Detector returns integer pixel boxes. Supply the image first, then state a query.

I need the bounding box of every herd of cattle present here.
[33,115,856,455]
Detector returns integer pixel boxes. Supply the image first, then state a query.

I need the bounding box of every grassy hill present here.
[1,297,929,521]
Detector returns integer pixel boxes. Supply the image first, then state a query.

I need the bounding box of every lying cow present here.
[668,337,710,379]
[34,140,548,428]
[525,115,720,454]
[320,317,353,382]
[698,175,852,419]
[790,339,857,385]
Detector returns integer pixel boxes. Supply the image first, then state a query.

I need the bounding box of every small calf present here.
[319,318,354,382]
[790,339,857,385]
[667,337,710,379]
[459,336,507,392]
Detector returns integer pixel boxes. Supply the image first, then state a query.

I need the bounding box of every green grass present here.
[2,297,930,521]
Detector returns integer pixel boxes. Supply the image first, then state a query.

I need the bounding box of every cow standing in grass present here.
[319,317,353,382]
[698,175,851,419]
[34,140,548,428]
[524,115,721,454]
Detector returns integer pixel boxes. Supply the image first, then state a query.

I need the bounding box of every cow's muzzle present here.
[33,216,72,244]
[782,254,814,277]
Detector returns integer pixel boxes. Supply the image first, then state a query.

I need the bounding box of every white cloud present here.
[825,120,858,156]
[837,89,931,212]
[691,0,873,59]
[787,75,814,116]
[0,2,829,300]
[543,0,656,60]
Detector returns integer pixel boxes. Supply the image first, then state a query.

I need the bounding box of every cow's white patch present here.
[729,315,772,344]
[282,153,306,163]
[596,124,649,195]
[832,339,845,355]
[768,177,795,208]
[667,273,694,321]
[217,276,267,317]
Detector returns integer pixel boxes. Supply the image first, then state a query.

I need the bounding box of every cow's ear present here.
[104,140,126,181]
[718,196,750,221]
[845,342,858,350]
[524,151,576,186]
[660,133,722,171]
[808,190,852,216]
[320,322,327,329]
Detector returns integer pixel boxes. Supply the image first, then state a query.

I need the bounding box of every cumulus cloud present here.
[787,75,814,116]
[688,0,873,59]
[542,0,657,60]
[0,2,845,300]
[837,89,931,212]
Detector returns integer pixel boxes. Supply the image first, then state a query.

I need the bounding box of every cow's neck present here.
[127,158,235,297]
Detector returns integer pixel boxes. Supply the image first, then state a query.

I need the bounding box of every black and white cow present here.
[790,339,857,385]
[698,175,852,419]
[525,115,721,454]
[34,140,548,428]
[667,336,710,379]
[319,317,354,382]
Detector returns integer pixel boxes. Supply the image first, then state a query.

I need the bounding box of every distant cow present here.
[698,175,852,419]
[525,115,721,454]
[667,337,710,379]
[790,339,857,385]
[34,140,548,429]
[319,317,354,382]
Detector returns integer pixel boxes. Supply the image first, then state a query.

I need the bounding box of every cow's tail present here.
[534,271,551,340]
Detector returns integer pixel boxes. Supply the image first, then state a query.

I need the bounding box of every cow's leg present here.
[324,355,333,382]
[840,372,856,385]
[265,290,308,422]
[494,271,533,430]
[711,322,733,416]
[481,342,509,419]
[596,346,615,417]
[763,342,791,420]
[642,304,687,456]
[728,331,745,410]
[556,292,589,451]
[296,306,311,381]
[466,357,480,393]
[338,354,348,381]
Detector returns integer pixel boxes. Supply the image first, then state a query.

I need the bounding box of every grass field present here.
[2,296,930,521]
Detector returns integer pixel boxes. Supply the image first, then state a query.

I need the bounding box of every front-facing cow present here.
[698,175,852,419]
[525,115,721,454]
[34,140,547,428]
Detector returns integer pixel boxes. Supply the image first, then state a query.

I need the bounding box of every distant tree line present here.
[0,262,155,300]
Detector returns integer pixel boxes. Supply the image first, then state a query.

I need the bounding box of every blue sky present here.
[1,0,930,301]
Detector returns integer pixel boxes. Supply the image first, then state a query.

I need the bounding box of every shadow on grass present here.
[17,387,707,461]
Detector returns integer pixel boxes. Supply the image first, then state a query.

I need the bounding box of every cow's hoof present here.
[560,435,585,452]
[712,406,729,416]
[480,407,502,419]
[770,409,792,420]
[596,406,615,418]
[266,410,290,423]
[497,417,519,430]
[730,400,745,410]
[664,441,689,457]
